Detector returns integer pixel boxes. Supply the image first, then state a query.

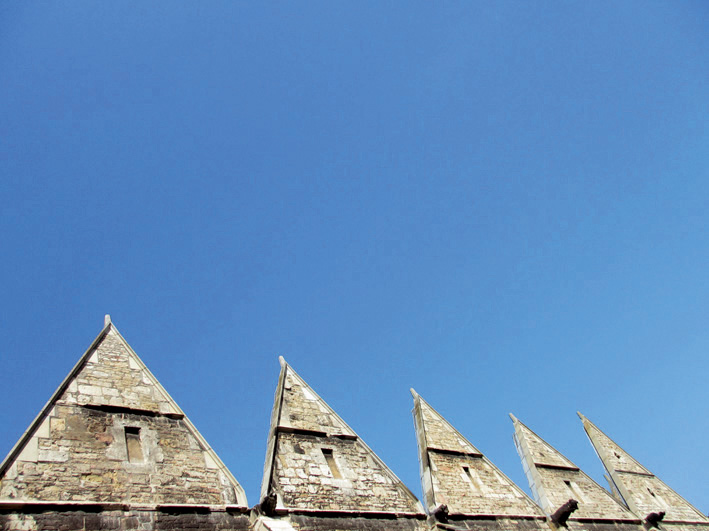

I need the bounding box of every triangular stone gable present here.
[277,363,355,437]
[0,320,246,507]
[412,391,545,520]
[511,415,637,522]
[415,392,482,457]
[580,413,708,524]
[514,420,577,470]
[261,358,423,515]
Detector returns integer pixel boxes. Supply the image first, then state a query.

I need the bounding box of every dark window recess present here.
[322,448,342,479]
[125,427,144,463]
[463,466,477,492]
[564,480,584,502]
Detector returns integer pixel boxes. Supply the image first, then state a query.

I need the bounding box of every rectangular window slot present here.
[647,487,669,509]
[564,480,586,503]
[462,466,480,493]
[125,427,144,463]
[322,448,342,479]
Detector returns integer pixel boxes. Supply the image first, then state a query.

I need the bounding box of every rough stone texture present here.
[0,327,241,506]
[580,416,707,524]
[435,516,549,531]
[277,371,354,437]
[564,521,644,531]
[1,408,236,504]
[428,453,544,518]
[412,394,545,521]
[417,401,480,456]
[581,422,649,476]
[513,417,639,526]
[614,473,706,522]
[0,508,250,531]
[662,524,709,531]
[288,514,427,531]
[272,429,420,513]
[514,423,576,470]
[3,324,708,531]
[60,330,178,415]
[264,362,423,516]
[532,466,635,520]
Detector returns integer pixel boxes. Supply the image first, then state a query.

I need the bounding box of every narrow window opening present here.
[564,480,585,503]
[321,448,342,479]
[125,427,144,463]
[462,466,479,493]
[648,488,668,509]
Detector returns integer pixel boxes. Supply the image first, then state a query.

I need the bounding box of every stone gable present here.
[580,414,708,524]
[1,320,707,531]
[0,323,245,509]
[512,415,639,524]
[261,359,423,517]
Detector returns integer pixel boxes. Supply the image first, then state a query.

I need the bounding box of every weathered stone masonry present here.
[0,319,248,530]
[1,319,706,531]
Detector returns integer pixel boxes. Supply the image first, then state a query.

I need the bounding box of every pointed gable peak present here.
[579,414,708,523]
[511,415,578,470]
[413,393,481,456]
[275,357,355,437]
[262,358,423,515]
[512,415,639,521]
[578,413,650,475]
[0,320,247,507]
[412,395,545,519]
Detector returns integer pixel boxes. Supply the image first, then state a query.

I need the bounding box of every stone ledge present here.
[445,514,548,521]
[568,517,643,525]
[0,500,249,513]
[283,507,427,519]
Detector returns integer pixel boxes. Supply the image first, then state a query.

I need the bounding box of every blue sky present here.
[1,1,708,512]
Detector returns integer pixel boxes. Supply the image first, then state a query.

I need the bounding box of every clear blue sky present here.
[1,1,708,512]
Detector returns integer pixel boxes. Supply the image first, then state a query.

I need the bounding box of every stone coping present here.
[0,500,249,513]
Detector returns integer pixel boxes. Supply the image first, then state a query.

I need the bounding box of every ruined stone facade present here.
[1,320,706,531]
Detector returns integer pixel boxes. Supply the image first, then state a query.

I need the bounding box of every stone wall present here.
[0,507,250,531]
[2,324,707,531]
[428,452,544,517]
[439,516,549,531]
[614,472,706,522]
[62,330,177,415]
[0,327,241,506]
[0,407,236,504]
[418,402,479,456]
[565,521,644,531]
[534,467,634,520]
[273,432,420,513]
[288,514,427,531]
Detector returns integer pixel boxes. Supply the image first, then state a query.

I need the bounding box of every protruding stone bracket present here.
[82,403,185,419]
[550,499,578,527]
[536,463,580,472]
[257,493,279,517]
[433,503,449,523]
[644,511,666,530]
